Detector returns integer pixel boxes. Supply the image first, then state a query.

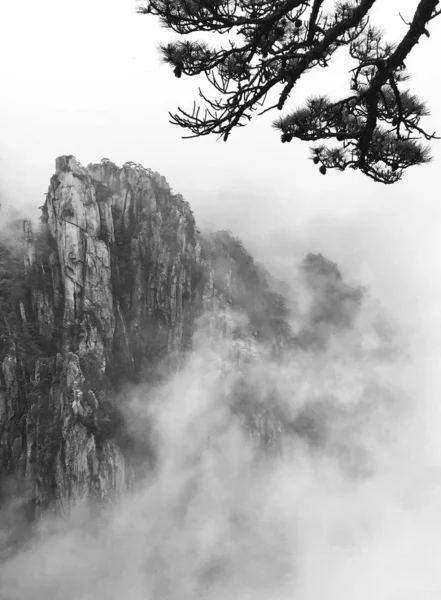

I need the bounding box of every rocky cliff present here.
[0,156,300,519]
[0,155,366,531]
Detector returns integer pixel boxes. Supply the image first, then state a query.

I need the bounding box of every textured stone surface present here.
[1,156,361,515]
[0,156,206,514]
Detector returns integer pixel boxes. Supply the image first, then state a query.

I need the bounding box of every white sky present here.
[0,0,441,329]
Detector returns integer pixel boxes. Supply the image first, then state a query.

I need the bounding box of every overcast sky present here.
[1,0,441,333]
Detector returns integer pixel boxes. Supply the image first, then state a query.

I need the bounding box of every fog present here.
[1,242,441,598]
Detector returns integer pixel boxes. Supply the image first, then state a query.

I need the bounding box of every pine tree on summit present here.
[137,0,440,184]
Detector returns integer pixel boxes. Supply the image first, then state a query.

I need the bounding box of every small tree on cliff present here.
[137,0,440,184]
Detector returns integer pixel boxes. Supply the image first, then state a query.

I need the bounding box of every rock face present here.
[41,156,203,376]
[0,156,205,515]
[0,156,293,516]
[0,156,366,518]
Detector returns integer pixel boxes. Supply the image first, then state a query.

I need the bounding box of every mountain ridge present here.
[0,156,363,525]
[0,156,293,518]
